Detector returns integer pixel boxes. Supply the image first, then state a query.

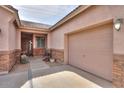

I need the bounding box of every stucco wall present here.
[0,7,10,51]
[0,7,21,51]
[8,22,16,50]
[9,22,21,50]
[108,6,124,54]
[16,30,21,49]
[47,33,51,49]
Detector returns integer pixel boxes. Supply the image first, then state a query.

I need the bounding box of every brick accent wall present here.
[51,48,64,63]
[0,54,9,72]
[9,51,16,71]
[0,49,21,73]
[33,48,45,56]
[113,54,124,87]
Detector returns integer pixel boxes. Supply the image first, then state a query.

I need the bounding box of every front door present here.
[21,32,33,56]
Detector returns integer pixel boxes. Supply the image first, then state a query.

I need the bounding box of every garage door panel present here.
[68,23,113,81]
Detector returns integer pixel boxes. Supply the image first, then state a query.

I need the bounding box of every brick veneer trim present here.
[51,48,64,52]
[0,49,21,73]
[113,54,124,87]
[50,48,64,63]
[33,48,45,56]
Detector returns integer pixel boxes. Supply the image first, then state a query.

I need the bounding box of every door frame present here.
[64,18,113,65]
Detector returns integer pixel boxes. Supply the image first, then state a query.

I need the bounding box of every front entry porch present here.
[21,32,47,57]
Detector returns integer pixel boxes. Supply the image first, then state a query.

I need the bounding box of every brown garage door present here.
[68,23,113,81]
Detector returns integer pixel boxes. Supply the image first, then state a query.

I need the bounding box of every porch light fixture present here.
[114,18,123,31]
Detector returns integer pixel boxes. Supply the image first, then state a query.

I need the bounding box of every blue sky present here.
[13,5,79,25]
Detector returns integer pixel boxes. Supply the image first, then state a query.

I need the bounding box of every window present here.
[36,37,45,48]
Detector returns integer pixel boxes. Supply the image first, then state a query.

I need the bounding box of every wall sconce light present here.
[0,29,1,32]
[114,18,123,31]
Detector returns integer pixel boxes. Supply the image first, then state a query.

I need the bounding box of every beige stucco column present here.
[64,34,69,64]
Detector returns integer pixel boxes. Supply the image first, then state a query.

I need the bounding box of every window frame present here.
[36,36,46,48]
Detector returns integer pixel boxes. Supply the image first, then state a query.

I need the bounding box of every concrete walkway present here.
[0,57,50,88]
[0,57,112,88]
[10,57,50,74]
[29,57,50,71]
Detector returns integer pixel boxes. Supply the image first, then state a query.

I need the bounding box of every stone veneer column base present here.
[51,48,64,63]
[113,54,124,87]
[0,49,21,74]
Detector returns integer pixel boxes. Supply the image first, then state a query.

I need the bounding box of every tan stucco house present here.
[0,5,124,87]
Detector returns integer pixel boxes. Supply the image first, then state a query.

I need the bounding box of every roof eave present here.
[0,5,21,27]
[19,25,49,32]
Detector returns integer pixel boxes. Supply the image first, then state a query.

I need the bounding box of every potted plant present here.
[20,52,29,64]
